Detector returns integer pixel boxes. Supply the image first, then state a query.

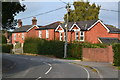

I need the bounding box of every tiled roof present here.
[36,21,62,30]
[99,37,120,44]
[60,20,98,31]
[106,25,120,33]
[13,25,41,33]
[13,25,32,33]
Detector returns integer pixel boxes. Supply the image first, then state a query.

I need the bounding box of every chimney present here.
[18,19,22,28]
[32,17,37,25]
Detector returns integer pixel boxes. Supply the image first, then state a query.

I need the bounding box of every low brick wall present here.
[82,46,113,63]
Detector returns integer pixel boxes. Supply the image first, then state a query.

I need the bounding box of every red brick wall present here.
[12,32,27,44]
[12,26,38,44]
[26,26,38,38]
[82,46,114,63]
[85,22,119,43]
[38,29,55,40]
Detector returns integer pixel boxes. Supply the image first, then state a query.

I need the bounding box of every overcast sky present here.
[15,0,120,28]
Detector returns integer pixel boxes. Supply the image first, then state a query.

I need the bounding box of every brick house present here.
[12,17,41,47]
[36,19,120,44]
[12,18,120,46]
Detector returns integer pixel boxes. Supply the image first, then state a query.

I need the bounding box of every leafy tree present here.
[64,0,101,22]
[2,1,26,30]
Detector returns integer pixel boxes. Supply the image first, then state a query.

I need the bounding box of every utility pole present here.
[64,3,71,58]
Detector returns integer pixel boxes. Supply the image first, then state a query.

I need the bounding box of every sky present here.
[15,0,120,29]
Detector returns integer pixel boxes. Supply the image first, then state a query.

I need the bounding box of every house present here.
[37,19,120,44]
[12,17,41,47]
[12,18,120,46]
[35,21,63,40]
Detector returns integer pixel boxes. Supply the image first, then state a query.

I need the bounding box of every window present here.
[80,31,84,41]
[64,33,66,41]
[14,33,16,40]
[22,33,24,40]
[75,32,79,41]
[46,30,49,38]
[39,31,42,38]
[60,32,63,41]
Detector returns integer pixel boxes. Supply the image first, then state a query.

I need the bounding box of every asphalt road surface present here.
[2,53,101,79]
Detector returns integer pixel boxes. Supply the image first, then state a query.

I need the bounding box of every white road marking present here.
[92,67,103,78]
[43,62,52,75]
[36,76,42,80]
[45,66,52,74]
[79,66,90,80]
[48,63,52,67]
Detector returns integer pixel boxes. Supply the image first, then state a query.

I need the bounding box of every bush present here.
[112,43,120,66]
[2,35,7,44]
[2,44,13,53]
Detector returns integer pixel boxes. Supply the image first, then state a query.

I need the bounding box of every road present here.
[2,53,101,79]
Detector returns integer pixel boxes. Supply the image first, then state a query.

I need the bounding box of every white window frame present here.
[59,32,63,41]
[39,30,42,38]
[22,33,24,40]
[64,33,66,41]
[14,33,16,40]
[80,31,85,41]
[46,30,49,38]
[75,32,79,41]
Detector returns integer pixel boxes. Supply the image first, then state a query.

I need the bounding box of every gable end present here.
[87,20,110,32]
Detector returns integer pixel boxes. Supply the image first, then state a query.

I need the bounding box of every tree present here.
[64,0,101,22]
[2,1,26,30]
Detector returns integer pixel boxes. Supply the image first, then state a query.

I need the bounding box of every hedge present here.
[23,38,64,58]
[2,35,7,44]
[1,44,13,53]
[112,43,120,66]
[24,38,107,59]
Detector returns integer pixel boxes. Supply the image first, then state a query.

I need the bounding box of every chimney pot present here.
[18,19,22,28]
[32,17,37,25]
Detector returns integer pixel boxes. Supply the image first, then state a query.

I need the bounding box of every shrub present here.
[112,43,120,66]
[2,44,13,53]
[2,35,7,44]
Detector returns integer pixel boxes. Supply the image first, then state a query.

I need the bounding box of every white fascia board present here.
[69,23,80,31]
[27,25,39,32]
[87,20,110,32]
[55,25,64,32]
[98,38,103,43]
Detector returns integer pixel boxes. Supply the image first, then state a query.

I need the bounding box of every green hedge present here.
[112,43,120,66]
[1,44,13,53]
[2,35,7,44]
[24,38,107,59]
[23,38,64,58]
